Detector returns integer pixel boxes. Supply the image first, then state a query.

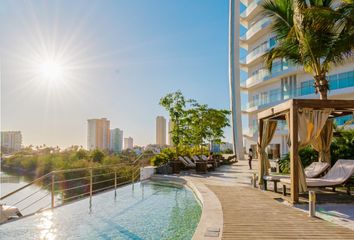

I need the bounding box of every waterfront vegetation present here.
[278,129,354,173]
[1,146,148,202]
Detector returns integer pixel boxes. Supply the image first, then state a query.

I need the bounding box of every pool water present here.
[0,181,202,240]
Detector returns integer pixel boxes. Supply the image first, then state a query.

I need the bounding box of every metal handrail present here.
[0,154,148,220]
[0,172,52,200]
[0,153,154,223]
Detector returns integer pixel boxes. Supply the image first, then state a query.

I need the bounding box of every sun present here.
[37,59,64,82]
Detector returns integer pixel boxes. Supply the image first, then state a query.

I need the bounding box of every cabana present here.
[257,99,354,203]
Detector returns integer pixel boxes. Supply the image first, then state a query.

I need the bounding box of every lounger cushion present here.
[304,162,330,178]
[263,161,330,181]
[280,159,354,187]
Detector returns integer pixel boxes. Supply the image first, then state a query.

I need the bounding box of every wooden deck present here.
[208,185,354,240]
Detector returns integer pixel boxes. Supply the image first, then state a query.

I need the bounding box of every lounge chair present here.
[178,156,195,169]
[280,159,354,195]
[191,155,200,162]
[183,156,196,167]
[199,155,217,169]
[263,162,330,192]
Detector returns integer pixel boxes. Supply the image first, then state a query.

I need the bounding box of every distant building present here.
[156,116,166,146]
[110,128,123,153]
[87,118,110,150]
[1,131,22,153]
[168,119,174,146]
[124,137,134,150]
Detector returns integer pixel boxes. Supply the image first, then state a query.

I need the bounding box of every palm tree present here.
[262,0,354,99]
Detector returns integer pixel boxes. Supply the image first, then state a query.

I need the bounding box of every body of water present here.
[0,171,59,215]
[1,181,201,240]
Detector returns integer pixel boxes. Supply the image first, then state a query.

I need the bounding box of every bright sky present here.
[1,0,247,148]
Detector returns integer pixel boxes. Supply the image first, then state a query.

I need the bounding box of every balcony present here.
[241,69,269,88]
[242,70,354,112]
[240,0,261,20]
[240,18,271,42]
[240,43,272,66]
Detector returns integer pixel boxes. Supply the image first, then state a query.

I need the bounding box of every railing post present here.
[114,169,117,198]
[309,191,316,217]
[51,173,55,209]
[89,168,93,208]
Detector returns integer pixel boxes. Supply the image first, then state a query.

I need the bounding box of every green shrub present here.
[150,148,177,166]
[278,146,318,173]
[331,129,354,164]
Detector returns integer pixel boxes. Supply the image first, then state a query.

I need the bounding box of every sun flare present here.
[37,59,64,82]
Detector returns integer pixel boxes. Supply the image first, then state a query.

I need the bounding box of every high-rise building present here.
[87,118,110,150]
[239,1,354,158]
[168,119,174,146]
[124,137,134,150]
[156,116,166,146]
[1,131,22,153]
[110,128,123,153]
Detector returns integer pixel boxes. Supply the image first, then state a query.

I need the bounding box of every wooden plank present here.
[207,185,354,239]
[290,103,299,204]
[258,99,292,120]
[257,118,263,187]
[294,99,354,109]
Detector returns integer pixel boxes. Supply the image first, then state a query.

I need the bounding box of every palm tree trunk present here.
[314,74,329,100]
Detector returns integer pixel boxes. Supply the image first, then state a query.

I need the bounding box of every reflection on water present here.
[0,171,60,216]
[39,211,57,240]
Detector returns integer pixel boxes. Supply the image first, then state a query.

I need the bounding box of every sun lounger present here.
[183,156,196,167]
[178,156,195,168]
[280,159,354,195]
[263,162,330,192]
[199,155,217,169]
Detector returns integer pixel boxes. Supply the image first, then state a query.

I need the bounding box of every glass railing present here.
[241,18,271,41]
[297,70,354,96]
[242,70,354,111]
[241,69,269,87]
[335,115,353,126]
[240,0,261,18]
[241,40,276,65]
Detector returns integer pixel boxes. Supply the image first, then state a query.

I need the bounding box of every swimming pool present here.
[0,181,202,240]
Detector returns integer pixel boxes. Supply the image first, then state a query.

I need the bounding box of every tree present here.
[159,91,195,156]
[262,0,354,99]
[187,104,230,154]
[91,149,105,163]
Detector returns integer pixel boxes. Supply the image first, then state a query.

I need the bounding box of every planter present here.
[169,160,181,174]
[196,161,207,174]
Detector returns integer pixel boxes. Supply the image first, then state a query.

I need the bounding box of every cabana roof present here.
[258,99,354,121]
[257,99,354,203]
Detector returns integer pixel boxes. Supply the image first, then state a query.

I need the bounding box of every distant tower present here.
[168,119,174,146]
[110,128,123,153]
[1,131,22,153]
[156,116,166,146]
[229,0,244,159]
[87,118,110,150]
[124,137,134,149]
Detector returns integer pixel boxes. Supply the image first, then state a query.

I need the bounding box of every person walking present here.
[248,148,253,170]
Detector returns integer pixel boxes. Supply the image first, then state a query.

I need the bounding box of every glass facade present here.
[243,70,354,111]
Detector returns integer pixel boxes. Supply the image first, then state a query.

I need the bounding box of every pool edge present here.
[150,175,223,240]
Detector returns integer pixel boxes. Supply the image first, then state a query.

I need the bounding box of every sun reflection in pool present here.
[38,211,57,240]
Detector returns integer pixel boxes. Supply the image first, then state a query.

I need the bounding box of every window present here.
[260,91,268,105]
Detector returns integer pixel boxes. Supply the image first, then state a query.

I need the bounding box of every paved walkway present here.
[185,159,354,239]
